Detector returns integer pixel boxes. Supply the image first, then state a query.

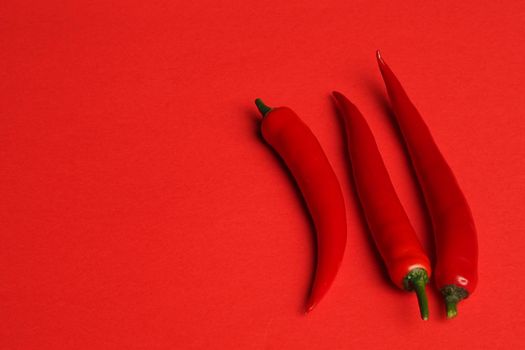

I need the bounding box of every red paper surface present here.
[2,1,525,349]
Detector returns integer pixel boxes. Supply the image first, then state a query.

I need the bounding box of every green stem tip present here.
[255,98,272,117]
[445,299,458,319]
[403,268,430,321]
[441,285,468,319]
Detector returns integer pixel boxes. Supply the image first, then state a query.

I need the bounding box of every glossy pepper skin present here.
[333,91,431,320]
[255,99,347,313]
[376,51,478,318]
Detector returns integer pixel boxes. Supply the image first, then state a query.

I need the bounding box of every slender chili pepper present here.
[376,51,478,318]
[332,91,431,320]
[255,98,347,313]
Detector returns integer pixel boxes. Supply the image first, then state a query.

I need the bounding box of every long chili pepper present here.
[255,98,347,313]
[332,91,431,320]
[376,51,478,318]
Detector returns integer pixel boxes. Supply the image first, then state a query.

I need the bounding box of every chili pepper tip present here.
[332,91,351,108]
[332,91,343,100]
[255,98,272,117]
[332,91,360,112]
[376,50,384,64]
[305,299,317,314]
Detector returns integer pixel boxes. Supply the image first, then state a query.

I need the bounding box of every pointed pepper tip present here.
[332,91,344,101]
[305,299,317,314]
[376,49,385,64]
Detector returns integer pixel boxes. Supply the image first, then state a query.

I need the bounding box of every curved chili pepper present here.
[376,51,478,318]
[255,98,347,313]
[332,91,431,320]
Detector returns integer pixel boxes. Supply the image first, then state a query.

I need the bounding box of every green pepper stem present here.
[412,278,429,321]
[255,98,272,117]
[441,285,468,319]
[403,268,430,321]
[445,299,458,319]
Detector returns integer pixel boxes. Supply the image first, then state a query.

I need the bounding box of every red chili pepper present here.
[376,51,478,318]
[332,91,431,320]
[255,98,347,313]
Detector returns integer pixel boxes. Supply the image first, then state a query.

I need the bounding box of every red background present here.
[2,1,525,349]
